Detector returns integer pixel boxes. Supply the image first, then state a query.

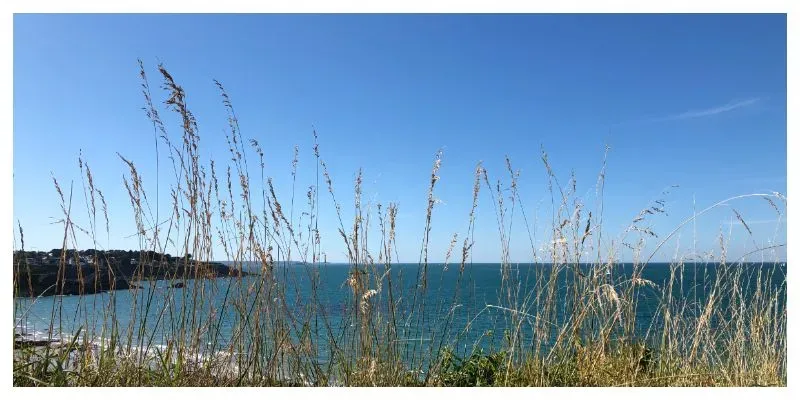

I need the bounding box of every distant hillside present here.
[13,249,250,297]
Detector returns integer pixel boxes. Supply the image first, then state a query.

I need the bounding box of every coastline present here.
[14,249,251,297]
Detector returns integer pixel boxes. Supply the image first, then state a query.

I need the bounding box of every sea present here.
[14,261,786,368]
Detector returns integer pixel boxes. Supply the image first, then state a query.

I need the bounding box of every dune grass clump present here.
[13,63,787,387]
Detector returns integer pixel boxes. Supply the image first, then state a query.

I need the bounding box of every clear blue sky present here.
[13,14,787,263]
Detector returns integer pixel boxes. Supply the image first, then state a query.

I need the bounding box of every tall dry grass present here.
[13,63,787,387]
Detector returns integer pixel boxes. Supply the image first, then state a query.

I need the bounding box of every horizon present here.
[13,247,786,266]
[10,247,789,267]
[13,14,787,263]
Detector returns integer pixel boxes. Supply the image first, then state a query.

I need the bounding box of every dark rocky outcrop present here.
[13,249,248,297]
[13,337,60,349]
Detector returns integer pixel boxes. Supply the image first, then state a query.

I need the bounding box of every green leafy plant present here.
[437,347,508,386]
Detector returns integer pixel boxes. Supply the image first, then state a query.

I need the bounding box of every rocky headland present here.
[13,249,249,297]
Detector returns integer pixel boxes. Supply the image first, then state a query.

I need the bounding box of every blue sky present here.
[13,14,787,263]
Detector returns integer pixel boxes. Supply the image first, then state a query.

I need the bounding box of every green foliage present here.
[437,347,508,387]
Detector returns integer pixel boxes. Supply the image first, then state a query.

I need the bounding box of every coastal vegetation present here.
[12,63,787,387]
[13,249,247,297]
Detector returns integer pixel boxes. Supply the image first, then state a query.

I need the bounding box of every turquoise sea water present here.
[14,262,786,365]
